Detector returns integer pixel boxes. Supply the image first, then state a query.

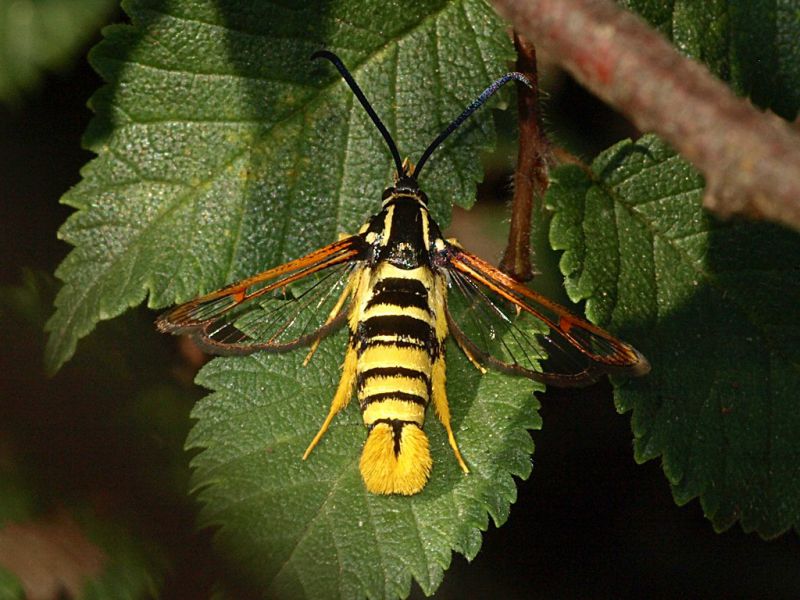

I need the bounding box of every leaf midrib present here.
[598,142,790,524]
[602,155,794,364]
[49,0,479,370]
[83,0,476,301]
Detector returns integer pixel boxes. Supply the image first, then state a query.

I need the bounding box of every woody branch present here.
[492,0,800,231]
[500,33,551,281]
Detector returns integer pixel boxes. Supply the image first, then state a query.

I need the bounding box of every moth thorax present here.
[359,422,432,495]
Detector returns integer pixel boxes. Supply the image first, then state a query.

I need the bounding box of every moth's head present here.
[313,51,529,209]
[382,176,428,206]
[382,158,428,205]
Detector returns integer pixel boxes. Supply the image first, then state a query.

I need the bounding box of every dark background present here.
[2,29,798,600]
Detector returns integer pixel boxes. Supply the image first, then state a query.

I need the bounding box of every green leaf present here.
[46,0,547,595]
[619,0,800,119]
[547,134,800,537]
[0,0,115,103]
[188,329,540,598]
[45,0,516,373]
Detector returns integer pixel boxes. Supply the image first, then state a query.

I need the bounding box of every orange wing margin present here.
[156,236,365,354]
[446,245,650,387]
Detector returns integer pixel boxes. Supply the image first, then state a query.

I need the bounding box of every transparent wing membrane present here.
[196,263,354,353]
[445,246,649,387]
[447,269,546,368]
[156,237,364,354]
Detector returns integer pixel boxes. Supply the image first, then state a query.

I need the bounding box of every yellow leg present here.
[303,276,353,366]
[302,342,358,459]
[429,271,468,473]
[459,341,487,374]
[431,356,469,473]
[302,339,323,367]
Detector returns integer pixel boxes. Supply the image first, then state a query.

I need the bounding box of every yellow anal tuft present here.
[360,422,432,495]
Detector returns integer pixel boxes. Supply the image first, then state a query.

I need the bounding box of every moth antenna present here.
[414,72,532,180]
[312,50,405,178]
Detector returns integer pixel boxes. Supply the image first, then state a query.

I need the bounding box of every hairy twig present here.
[500,33,551,281]
[492,0,800,231]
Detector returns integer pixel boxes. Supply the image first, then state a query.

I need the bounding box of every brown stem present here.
[492,0,800,231]
[500,32,551,281]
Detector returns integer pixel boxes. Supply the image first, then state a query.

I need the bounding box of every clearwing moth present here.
[157,51,650,495]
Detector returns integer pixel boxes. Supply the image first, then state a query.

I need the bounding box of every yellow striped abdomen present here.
[355,263,437,495]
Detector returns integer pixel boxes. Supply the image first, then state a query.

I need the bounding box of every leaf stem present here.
[500,33,552,281]
[492,0,800,232]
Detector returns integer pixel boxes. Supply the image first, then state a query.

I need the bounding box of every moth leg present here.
[303,277,353,366]
[431,354,469,474]
[454,333,487,374]
[302,341,357,459]
[431,272,469,473]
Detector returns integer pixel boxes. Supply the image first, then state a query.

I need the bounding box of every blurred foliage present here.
[0,0,116,104]
[0,271,182,596]
[1,0,798,597]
